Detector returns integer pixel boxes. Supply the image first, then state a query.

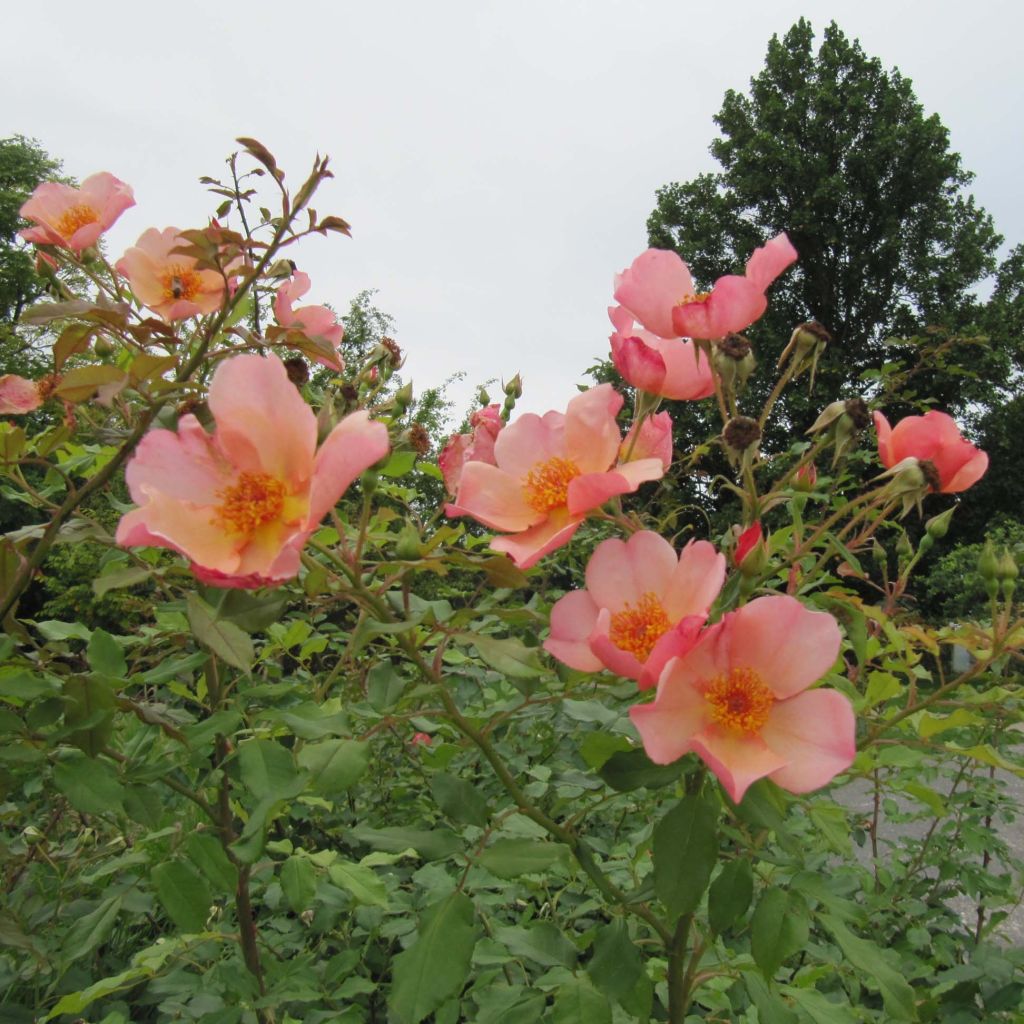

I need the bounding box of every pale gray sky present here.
[5,0,1023,418]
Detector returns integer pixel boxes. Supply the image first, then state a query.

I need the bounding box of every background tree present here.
[647,19,1004,432]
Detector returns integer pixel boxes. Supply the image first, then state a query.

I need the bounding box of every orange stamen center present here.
[677,291,712,307]
[161,264,203,304]
[608,592,671,661]
[215,472,286,534]
[524,456,580,513]
[55,204,99,238]
[705,667,774,734]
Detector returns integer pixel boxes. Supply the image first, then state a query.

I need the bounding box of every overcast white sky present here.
[4,0,1023,420]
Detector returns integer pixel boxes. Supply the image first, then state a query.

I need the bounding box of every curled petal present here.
[544,590,604,671]
[744,232,798,291]
[490,510,582,569]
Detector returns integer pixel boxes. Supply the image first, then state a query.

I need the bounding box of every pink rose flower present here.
[873,410,988,493]
[439,405,503,494]
[608,306,715,401]
[116,353,389,587]
[630,594,854,803]
[273,271,345,371]
[613,234,797,342]
[116,227,230,321]
[619,411,673,468]
[446,384,666,569]
[19,172,135,253]
[0,375,44,415]
[545,531,725,690]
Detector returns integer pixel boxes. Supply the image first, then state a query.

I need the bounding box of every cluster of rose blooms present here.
[5,169,989,803]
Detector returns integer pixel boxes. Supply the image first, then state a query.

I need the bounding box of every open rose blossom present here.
[116,353,389,587]
[614,234,797,342]
[608,306,715,401]
[273,272,345,370]
[439,404,503,494]
[446,384,667,569]
[19,173,135,253]
[116,227,229,321]
[0,375,44,415]
[873,410,988,493]
[545,531,725,690]
[630,595,853,803]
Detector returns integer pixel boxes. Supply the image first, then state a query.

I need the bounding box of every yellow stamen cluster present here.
[215,472,286,535]
[524,456,580,514]
[677,291,712,307]
[705,667,774,734]
[608,592,671,661]
[161,264,203,304]
[55,204,99,238]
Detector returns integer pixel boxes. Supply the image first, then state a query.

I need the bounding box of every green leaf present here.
[348,825,461,861]
[598,747,685,791]
[297,738,368,796]
[44,967,150,1019]
[238,738,297,798]
[389,891,476,1024]
[87,629,128,677]
[185,833,239,895]
[820,915,918,1020]
[468,634,545,679]
[477,838,569,878]
[783,986,859,1023]
[380,450,417,477]
[281,856,317,913]
[61,896,121,965]
[653,794,718,917]
[93,565,153,600]
[214,588,290,632]
[328,861,388,906]
[186,593,254,671]
[430,772,490,827]
[743,972,799,1024]
[492,921,576,968]
[62,675,117,756]
[578,732,633,770]
[550,975,611,1023]
[586,917,644,1005]
[367,662,406,710]
[751,888,809,977]
[53,755,125,815]
[151,861,212,933]
[708,858,753,933]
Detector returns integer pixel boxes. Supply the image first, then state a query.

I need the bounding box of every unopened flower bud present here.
[394,523,423,560]
[266,258,297,279]
[723,416,761,455]
[997,548,1018,583]
[979,540,999,581]
[284,356,309,386]
[504,374,523,399]
[925,506,955,541]
[896,531,914,563]
[871,538,887,568]
[794,462,818,492]
[477,386,491,406]
[392,382,413,416]
[93,336,116,358]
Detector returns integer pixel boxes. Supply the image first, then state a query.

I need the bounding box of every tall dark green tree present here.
[647,19,1003,427]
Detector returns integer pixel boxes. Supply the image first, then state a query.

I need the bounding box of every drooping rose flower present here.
[116,227,230,321]
[439,404,503,494]
[545,531,725,689]
[116,353,389,587]
[630,594,853,803]
[273,272,345,370]
[608,306,714,401]
[873,410,988,493]
[0,375,44,414]
[614,234,797,342]
[19,173,135,253]
[446,384,666,569]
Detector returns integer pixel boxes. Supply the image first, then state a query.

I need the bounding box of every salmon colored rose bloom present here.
[545,531,725,690]
[614,233,797,342]
[873,410,988,493]
[19,172,135,253]
[116,353,389,588]
[446,384,667,569]
[630,595,853,803]
[608,306,714,401]
[116,227,229,321]
[273,272,345,370]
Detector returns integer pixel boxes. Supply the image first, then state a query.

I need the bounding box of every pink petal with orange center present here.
[638,616,707,691]
[450,461,540,532]
[614,249,696,340]
[671,276,767,340]
[490,509,582,569]
[585,532,678,611]
[590,607,646,680]
[208,354,317,486]
[726,596,841,700]
[493,411,566,478]
[544,590,604,671]
[307,410,390,525]
[762,689,856,793]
